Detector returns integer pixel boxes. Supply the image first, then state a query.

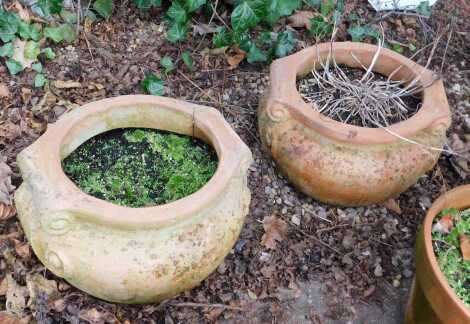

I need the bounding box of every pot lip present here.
[422,184,470,316]
[21,95,251,229]
[269,41,451,145]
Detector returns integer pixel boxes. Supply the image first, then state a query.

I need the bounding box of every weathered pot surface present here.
[405,185,470,324]
[14,95,253,303]
[259,42,451,206]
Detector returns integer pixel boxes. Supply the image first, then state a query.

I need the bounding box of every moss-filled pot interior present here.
[432,207,470,307]
[62,128,218,207]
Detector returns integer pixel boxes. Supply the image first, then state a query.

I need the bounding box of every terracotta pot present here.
[405,185,470,324]
[14,95,253,303]
[258,42,450,206]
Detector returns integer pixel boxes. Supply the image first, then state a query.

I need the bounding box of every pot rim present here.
[269,41,451,145]
[22,95,250,229]
[421,184,470,317]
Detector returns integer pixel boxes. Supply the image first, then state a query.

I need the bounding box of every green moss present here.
[62,128,218,207]
[432,208,470,307]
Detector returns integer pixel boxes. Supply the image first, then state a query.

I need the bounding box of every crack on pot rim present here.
[269,42,451,145]
[24,95,251,229]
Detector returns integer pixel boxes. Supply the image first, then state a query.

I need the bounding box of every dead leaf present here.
[12,39,35,69]
[0,161,15,205]
[26,273,58,310]
[460,234,470,261]
[6,274,28,316]
[205,308,224,322]
[21,87,32,104]
[288,11,315,29]
[226,48,246,70]
[382,198,402,214]
[0,203,16,221]
[13,240,30,259]
[14,1,30,23]
[0,277,8,296]
[432,214,454,234]
[0,312,31,324]
[54,80,82,89]
[261,215,288,249]
[79,308,115,324]
[192,23,218,35]
[0,83,10,98]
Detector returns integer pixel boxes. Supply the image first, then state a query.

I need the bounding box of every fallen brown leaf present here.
[0,203,16,220]
[6,274,28,316]
[382,198,402,214]
[0,312,31,324]
[80,308,116,324]
[13,240,30,259]
[226,50,246,70]
[12,39,35,69]
[460,234,470,261]
[0,277,7,296]
[54,80,83,89]
[288,11,315,29]
[26,273,58,310]
[261,215,288,249]
[0,83,10,98]
[14,1,30,23]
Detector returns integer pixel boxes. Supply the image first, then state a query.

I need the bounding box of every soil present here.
[298,67,422,127]
[62,128,217,207]
[0,0,469,323]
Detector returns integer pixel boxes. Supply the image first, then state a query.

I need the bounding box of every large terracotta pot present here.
[14,95,253,303]
[405,185,470,324]
[258,42,451,206]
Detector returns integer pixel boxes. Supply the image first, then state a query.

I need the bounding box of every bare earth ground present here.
[0,0,469,323]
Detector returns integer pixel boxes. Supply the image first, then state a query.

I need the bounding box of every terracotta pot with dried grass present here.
[258,42,451,206]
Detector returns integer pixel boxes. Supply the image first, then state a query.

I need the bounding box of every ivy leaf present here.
[274,30,296,58]
[231,1,260,33]
[257,31,274,46]
[34,74,47,87]
[320,0,335,16]
[160,56,175,73]
[232,32,251,52]
[0,42,14,58]
[94,0,114,18]
[37,0,64,16]
[309,16,332,39]
[24,41,40,60]
[347,25,379,42]
[32,62,43,73]
[306,0,321,9]
[42,47,56,59]
[60,9,78,24]
[185,0,206,13]
[247,43,267,63]
[167,23,188,43]
[6,59,24,75]
[167,2,188,23]
[0,11,21,42]
[18,22,41,41]
[141,74,164,96]
[416,1,431,17]
[391,43,404,54]
[181,51,194,71]
[44,24,76,43]
[213,27,232,47]
[278,0,301,16]
[134,0,161,9]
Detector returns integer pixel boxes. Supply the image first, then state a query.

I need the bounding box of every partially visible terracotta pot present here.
[14,95,253,303]
[405,185,470,324]
[258,42,451,206]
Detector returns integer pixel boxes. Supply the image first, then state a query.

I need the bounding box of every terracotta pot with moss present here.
[405,185,470,324]
[14,95,253,303]
[258,42,451,206]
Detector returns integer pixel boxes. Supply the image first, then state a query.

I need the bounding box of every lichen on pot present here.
[14,95,253,303]
[405,185,470,324]
[259,42,451,206]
